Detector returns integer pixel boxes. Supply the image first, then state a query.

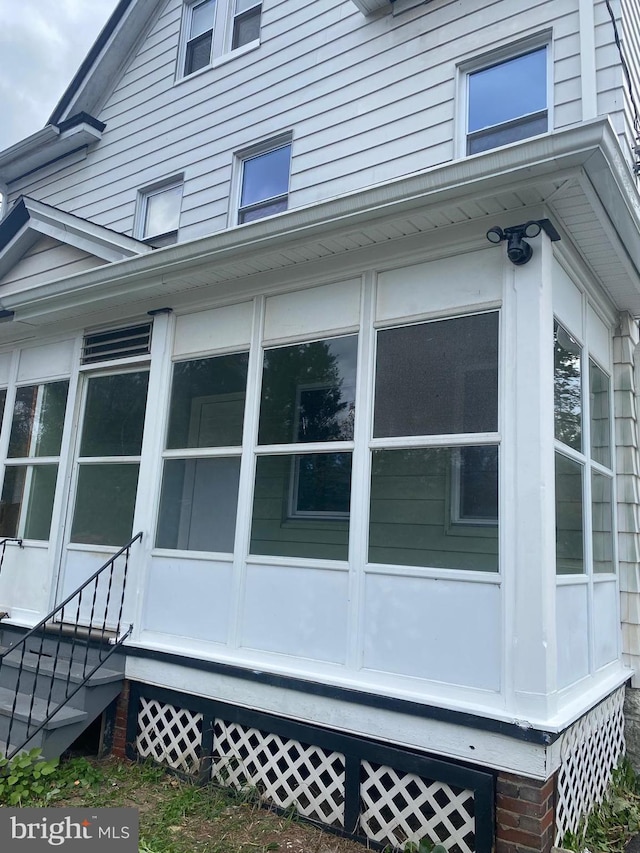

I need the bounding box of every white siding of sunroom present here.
[0,237,106,292]
[9,0,582,243]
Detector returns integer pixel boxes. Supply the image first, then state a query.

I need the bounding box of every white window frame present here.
[177,0,262,80]
[134,177,184,245]
[456,34,553,159]
[231,134,292,226]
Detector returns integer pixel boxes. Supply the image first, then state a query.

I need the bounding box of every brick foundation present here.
[495,772,556,853]
[111,680,131,759]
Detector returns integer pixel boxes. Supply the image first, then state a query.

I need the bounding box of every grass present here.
[40,755,365,853]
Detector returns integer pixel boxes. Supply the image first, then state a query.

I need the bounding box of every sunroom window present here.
[369,312,499,571]
[250,335,357,561]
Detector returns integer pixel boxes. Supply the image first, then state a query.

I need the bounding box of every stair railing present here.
[0,531,142,759]
[0,537,23,581]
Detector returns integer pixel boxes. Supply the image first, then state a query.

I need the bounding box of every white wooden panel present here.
[593,580,619,669]
[61,549,126,629]
[376,249,502,323]
[556,583,589,689]
[0,352,13,385]
[17,340,75,381]
[241,563,349,663]
[0,544,50,617]
[264,280,361,341]
[142,556,233,643]
[552,260,583,335]
[173,302,253,356]
[587,303,611,368]
[0,239,105,289]
[362,573,501,691]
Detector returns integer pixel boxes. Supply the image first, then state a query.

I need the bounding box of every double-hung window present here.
[465,45,548,155]
[180,0,262,78]
[237,139,292,224]
[136,180,183,246]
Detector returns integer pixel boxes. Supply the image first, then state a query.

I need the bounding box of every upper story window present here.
[136,179,183,246]
[237,139,292,224]
[466,45,548,155]
[180,0,262,79]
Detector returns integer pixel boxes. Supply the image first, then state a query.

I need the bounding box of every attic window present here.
[179,0,262,79]
[82,323,152,365]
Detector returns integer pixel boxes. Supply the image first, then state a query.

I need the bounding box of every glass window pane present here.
[369,447,498,571]
[468,48,547,133]
[144,185,182,238]
[0,466,26,537]
[185,31,212,74]
[8,386,38,458]
[0,389,6,430]
[156,457,241,551]
[34,381,69,457]
[467,113,548,155]
[239,198,288,223]
[166,353,248,449]
[233,5,261,48]
[258,336,357,445]
[80,372,149,457]
[555,453,584,574]
[592,471,614,573]
[241,145,291,208]
[374,313,498,438]
[24,465,58,540]
[590,360,611,468]
[554,321,582,451]
[190,0,215,38]
[71,464,140,546]
[250,453,351,560]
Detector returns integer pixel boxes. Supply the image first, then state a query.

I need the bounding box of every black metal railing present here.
[0,538,23,585]
[0,531,142,759]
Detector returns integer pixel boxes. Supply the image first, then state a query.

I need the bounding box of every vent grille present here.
[82,323,152,364]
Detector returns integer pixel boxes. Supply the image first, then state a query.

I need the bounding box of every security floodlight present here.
[485,218,561,265]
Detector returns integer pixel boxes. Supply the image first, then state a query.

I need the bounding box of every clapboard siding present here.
[621,0,640,169]
[10,0,584,241]
[0,237,105,289]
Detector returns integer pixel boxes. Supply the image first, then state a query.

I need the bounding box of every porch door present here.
[57,369,150,625]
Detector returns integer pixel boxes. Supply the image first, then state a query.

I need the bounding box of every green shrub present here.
[0,748,59,805]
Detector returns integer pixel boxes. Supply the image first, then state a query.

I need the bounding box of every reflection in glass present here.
[24,465,58,540]
[374,313,498,438]
[250,453,351,560]
[258,336,357,445]
[369,447,498,571]
[71,464,140,546]
[555,453,584,574]
[80,372,149,457]
[8,381,69,459]
[590,361,611,468]
[166,353,248,449]
[554,321,582,451]
[592,471,614,573]
[156,457,241,552]
[0,466,26,537]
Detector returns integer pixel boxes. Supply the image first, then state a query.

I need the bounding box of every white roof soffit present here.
[350,0,393,15]
[0,196,151,282]
[0,122,104,185]
[2,119,640,324]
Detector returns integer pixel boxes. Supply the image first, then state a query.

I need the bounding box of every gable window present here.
[136,180,183,246]
[466,45,548,155]
[180,0,262,78]
[237,140,292,224]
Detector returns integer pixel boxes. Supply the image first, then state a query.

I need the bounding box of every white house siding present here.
[8,0,582,243]
[621,0,640,171]
[0,237,105,291]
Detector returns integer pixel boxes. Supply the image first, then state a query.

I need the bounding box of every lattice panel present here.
[136,698,203,774]
[360,760,475,853]
[555,687,626,844]
[211,719,346,827]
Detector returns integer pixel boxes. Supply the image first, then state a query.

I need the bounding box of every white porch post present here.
[504,232,557,720]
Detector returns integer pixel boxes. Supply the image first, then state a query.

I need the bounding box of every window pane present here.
[592,471,614,573]
[71,464,140,546]
[258,336,357,445]
[467,113,548,155]
[166,353,248,449]
[239,198,288,223]
[185,31,212,75]
[233,5,261,48]
[156,457,240,551]
[80,372,149,457]
[0,389,6,430]
[468,48,547,133]
[0,466,26,537]
[369,447,498,571]
[555,453,584,574]
[250,453,351,560]
[554,322,582,451]
[7,381,68,459]
[24,465,58,540]
[190,0,215,38]
[144,185,182,238]
[590,360,611,468]
[8,386,38,458]
[35,381,69,457]
[374,313,498,438]
[241,145,291,208]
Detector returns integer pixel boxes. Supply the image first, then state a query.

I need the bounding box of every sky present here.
[0,0,120,152]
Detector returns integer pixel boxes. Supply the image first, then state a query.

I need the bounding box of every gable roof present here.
[0,196,151,282]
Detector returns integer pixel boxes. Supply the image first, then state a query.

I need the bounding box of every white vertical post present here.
[503,233,557,720]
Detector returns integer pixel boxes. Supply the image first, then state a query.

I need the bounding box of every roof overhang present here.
[349,0,394,14]
[0,119,638,338]
[0,196,151,281]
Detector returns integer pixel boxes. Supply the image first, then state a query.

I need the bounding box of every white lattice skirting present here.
[555,686,626,845]
[136,698,203,774]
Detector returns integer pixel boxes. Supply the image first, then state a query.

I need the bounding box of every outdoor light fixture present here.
[486,218,561,266]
